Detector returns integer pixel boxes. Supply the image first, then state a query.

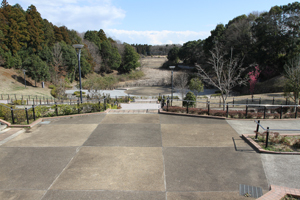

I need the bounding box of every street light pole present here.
[73,44,84,104]
[169,66,175,106]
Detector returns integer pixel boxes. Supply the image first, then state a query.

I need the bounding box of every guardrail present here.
[254,120,300,148]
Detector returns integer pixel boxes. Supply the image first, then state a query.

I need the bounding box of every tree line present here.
[168,2,300,80]
[0,0,140,88]
[132,44,182,56]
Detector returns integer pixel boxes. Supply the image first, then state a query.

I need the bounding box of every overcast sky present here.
[8,0,296,45]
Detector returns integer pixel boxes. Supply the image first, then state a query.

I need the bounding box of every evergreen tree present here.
[119,43,140,73]
[26,5,44,53]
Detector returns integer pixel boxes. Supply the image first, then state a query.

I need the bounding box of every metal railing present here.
[160,97,300,119]
[0,96,117,125]
[254,120,300,148]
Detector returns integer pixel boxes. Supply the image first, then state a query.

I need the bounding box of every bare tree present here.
[52,42,65,84]
[83,39,102,73]
[196,44,249,109]
[174,72,189,100]
[283,55,300,105]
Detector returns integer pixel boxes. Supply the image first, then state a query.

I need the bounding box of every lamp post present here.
[73,44,84,104]
[169,66,175,106]
[22,69,27,88]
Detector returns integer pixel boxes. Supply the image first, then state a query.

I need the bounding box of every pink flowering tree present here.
[248,65,261,94]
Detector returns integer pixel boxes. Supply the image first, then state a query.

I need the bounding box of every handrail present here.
[254,120,300,132]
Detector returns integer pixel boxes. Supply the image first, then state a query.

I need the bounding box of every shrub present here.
[198,109,208,115]
[168,106,185,113]
[210,110,226,117]
[14,109,26,123]
[183,92,196,107]
[34,106,51,118]
[48,84,55,89]
[13,100,26,105]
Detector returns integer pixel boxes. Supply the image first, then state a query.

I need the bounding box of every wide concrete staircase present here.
[108,99,161,114]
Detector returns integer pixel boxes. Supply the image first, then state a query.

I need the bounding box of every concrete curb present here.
[158,109,226,120]
[242,134,300,155]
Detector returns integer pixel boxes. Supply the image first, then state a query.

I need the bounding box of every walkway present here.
[0,114,269,200]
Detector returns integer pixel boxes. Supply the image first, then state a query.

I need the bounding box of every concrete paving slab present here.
[164,147,268,192]
[0,190,45,200]
[261,154,300,189]
[226,119,300,136]
[49,114,106,124]
[0,147,76,190]
[42,190,166,200]
[162,124,240,147]
[2,124,97,147]
[160,114,226,124]
[167,191,256,200]
[100,114,160,124]
[51,147,165,191]
[84,124,162,147]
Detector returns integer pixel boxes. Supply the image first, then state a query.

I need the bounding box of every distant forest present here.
[1,0,300,88]
[167,2,300,81]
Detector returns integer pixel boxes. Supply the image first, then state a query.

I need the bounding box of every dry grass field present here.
[0,67,52,98]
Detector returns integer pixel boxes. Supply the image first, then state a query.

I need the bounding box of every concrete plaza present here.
[0,114,286,200]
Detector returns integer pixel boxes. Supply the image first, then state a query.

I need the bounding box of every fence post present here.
[286,98,288,105]
[264,106,266,119]
[259,98,261,105]
[233,98,235,108]
[246,105,248,118]
[167,98,169,112]
[27,99,28,105]
[246,98,248,105]
[208,101,210,115]
[187,101,189,114]
[226,103,229,118]
[295,105,298,119]
[265,127,270,148]
[55,102,58,116]
[77,100,80,114]
[255,120,260,139]
[11,107,15,124]
[280,106,283,119]
[99,100,101,112]
[272,97,275,105]
[32,105,36,121]
[104,98,107,110]
[33,99,35,106]
[70,99,72,105]
[25,108,29,124]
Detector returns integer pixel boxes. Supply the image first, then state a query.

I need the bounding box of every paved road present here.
[227,119,300,189]
[0,114,270,200]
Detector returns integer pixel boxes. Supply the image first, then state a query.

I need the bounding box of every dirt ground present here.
[0,67,52,98]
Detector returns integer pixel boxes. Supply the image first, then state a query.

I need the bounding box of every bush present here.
[48,85,55,89]
[210,110,226,117]
[183,92,196,107]
[13,100,26,105]
[14,109,26,123]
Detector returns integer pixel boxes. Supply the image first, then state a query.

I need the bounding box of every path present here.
[0,114,269,200]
